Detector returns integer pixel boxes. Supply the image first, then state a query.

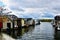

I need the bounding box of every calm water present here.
[17,22,55,40]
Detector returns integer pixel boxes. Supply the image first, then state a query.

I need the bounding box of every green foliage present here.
[40,19,52,22]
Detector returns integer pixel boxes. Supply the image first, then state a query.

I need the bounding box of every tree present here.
[0,7,12,16]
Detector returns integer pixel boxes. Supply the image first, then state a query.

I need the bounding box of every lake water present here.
[17,22,56,40]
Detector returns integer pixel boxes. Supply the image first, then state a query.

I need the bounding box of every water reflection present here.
[54,31,60,40]
[5,26,35,39]
[18,22,54,40]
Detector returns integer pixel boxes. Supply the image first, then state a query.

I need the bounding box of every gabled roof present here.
[5,15,18,20]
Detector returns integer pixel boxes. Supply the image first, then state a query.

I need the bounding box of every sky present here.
[0,0,60,19]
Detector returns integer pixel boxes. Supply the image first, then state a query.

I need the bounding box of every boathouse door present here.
[7,23,11,29]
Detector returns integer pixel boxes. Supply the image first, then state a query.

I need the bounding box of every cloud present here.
[10,7,25,12]
[1,0,60,19]
[4,0,60,8]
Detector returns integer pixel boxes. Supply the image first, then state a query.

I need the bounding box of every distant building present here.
[25,18,35,26]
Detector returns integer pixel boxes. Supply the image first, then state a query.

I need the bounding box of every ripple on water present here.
[17,22,55,40]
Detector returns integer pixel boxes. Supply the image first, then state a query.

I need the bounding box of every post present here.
[12,20,15,36]
[17,18,22,36]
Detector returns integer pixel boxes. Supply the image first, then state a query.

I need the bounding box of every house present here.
[1,15,18,30]
[25,18,35,26]
[17,18,35,28]
[3,16,13,29]
[5,15,18,29]
[35,19,40,25]
[54,15,60,31]
[17,18,25,28]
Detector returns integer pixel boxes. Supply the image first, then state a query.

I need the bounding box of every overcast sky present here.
[0,0,60,19]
